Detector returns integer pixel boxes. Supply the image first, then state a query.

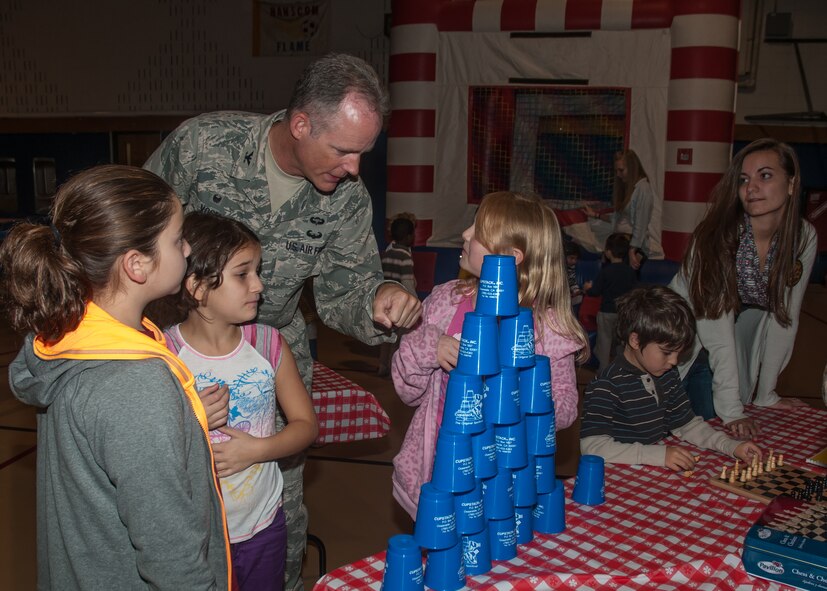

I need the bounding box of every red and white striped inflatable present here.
[388,0,740,261]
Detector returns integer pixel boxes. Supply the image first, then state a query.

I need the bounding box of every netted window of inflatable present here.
[468,87,628,208]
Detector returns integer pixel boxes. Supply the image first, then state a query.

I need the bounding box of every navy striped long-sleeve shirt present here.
[580,357,695,444]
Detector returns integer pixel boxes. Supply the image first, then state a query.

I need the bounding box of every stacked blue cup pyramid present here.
[382,255,567,591]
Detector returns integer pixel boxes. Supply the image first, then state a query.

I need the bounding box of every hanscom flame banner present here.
[253,0,330,57]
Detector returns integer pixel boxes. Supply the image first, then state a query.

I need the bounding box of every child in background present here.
[564,240,584,310]
[382,214,418,293]
[583,232,637,372]
[2,166,230,589]
[392,191,589,518]
[163,211,318,591]
[378,214,417,376]
[580,285,761,471]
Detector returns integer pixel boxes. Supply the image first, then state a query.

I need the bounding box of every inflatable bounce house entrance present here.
[387,0,740,273]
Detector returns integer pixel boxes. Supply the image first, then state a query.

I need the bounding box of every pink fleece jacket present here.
[390,280,582,519]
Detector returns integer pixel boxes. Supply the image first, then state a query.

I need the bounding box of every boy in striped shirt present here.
[378,215,417,376]
[580,285,761,472]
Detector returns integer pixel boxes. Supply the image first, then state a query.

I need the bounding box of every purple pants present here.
[231,506,286,591]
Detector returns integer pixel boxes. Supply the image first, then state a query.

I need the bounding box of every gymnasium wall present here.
[0,0,389,116]
[1,1,823,119]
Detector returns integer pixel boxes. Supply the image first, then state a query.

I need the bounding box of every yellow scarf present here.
[34,301,208,431]
[34,301,232,585]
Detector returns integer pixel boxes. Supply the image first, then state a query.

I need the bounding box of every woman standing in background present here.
[586,149,663,270]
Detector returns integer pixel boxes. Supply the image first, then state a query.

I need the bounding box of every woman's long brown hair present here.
[681,138,804,326]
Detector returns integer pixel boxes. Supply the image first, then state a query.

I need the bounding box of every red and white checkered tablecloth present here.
[311,361,391,445]
[314,405,827,590]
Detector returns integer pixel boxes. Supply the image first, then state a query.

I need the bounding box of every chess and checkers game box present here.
[742,497,827,590]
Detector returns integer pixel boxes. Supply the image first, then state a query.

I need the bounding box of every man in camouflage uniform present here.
[145,53,421,590]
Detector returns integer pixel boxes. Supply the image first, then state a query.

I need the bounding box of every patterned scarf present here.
[736,214,777,308]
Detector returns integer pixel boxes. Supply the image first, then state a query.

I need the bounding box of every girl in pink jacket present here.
[391,191,590,518]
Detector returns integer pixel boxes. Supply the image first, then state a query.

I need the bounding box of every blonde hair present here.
[461,191,589,362]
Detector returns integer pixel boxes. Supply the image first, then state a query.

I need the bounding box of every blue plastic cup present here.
[461,526,492,576]
[442,371,485,435]
[475,254,520,317]
[525,411,556,455]
[519,355,552,414]
[431,431,475,494]
[481,470,513,520]
[470,428,497,480]
[494,419,528,470]
[482,368,521,425]
[511,456,537,508]
[514,505,534,545]
[453,479,484,535]
[572,454,606,506]
[456,312,500,375]
[424,538,465,591]
[414,483,458,550]
[488,515,517,561]
[498,307,536,367]
[534,453,556,494]
[534,481,566,534]
[382,534,424,591]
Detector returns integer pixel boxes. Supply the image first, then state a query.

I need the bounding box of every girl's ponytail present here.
[0,222,89,344]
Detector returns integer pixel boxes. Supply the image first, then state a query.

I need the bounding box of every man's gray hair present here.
[287,53,389,133]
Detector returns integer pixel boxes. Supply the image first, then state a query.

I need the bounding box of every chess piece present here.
[720,466,728,480]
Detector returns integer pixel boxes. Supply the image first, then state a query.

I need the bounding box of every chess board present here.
[709,463,827,504]
[743,496,827,589]
[761,497,827,542]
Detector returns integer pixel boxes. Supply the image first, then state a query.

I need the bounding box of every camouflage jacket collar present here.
[229,110,285,183]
